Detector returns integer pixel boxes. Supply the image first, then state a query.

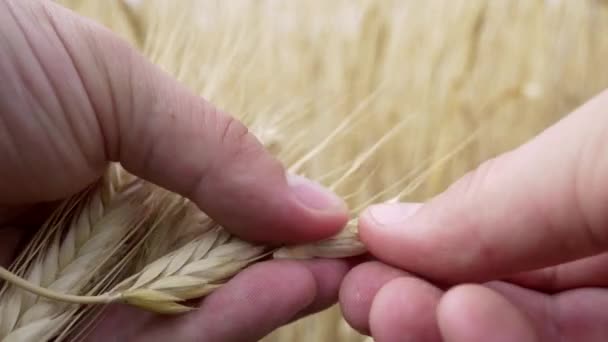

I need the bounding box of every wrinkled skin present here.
[0,0,351,341]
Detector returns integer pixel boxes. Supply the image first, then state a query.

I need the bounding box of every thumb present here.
[41,1,348,244]
[359,89,608,282]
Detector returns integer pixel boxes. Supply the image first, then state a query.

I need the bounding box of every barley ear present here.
[273,221,366,259]
[107,226,269,313]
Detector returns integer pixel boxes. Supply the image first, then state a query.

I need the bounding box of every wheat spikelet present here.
[0,165,370,320]
[274,221,364,260]
[113,224,267,314]
[0,167,153,341]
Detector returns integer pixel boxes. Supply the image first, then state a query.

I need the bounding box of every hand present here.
[340,90,608,341]
[0,0,349,340]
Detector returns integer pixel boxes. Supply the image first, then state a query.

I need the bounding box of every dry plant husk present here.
[1,0,608,341]
[0,166,155,341]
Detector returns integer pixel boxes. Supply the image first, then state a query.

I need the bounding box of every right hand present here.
[340,89,608,341]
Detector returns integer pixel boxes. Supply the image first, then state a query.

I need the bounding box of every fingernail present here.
[287,174,345,211]
[367,202,422,226]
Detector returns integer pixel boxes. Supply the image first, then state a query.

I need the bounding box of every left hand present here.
[0,0,350,340]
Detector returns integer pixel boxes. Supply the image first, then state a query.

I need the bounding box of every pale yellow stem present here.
[0,267,119,305]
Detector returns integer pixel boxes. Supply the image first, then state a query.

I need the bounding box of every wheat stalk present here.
[273,221,364,259]
[0,181,366,321]
[112,225,268,313]
[52,189,202,342]
[0,167,154,341]
[0,198,363,321]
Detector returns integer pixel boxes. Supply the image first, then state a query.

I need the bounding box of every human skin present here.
[340,89,608,341]
[0,0,351,340]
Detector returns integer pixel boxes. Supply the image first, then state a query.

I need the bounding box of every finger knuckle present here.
[218,114,249,148]
[573,124,608,250]
[451,156,501,200]
[215,112,262,161]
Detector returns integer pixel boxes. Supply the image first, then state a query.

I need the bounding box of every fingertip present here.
[438,284,538,342]
[290,259,352,320]
[357,202,423,267]
[281,173,351,241]
[193,167,349,244]
[254,192,349,244]
[279,174,350,242]
[362,202,423,227]
[358,202,419,244]
[287,174,348,213]
[301,259,351,298]
[339,261,410,335]
[369,276,443,342]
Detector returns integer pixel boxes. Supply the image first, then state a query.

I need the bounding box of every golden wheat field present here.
[1,0,608,341]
